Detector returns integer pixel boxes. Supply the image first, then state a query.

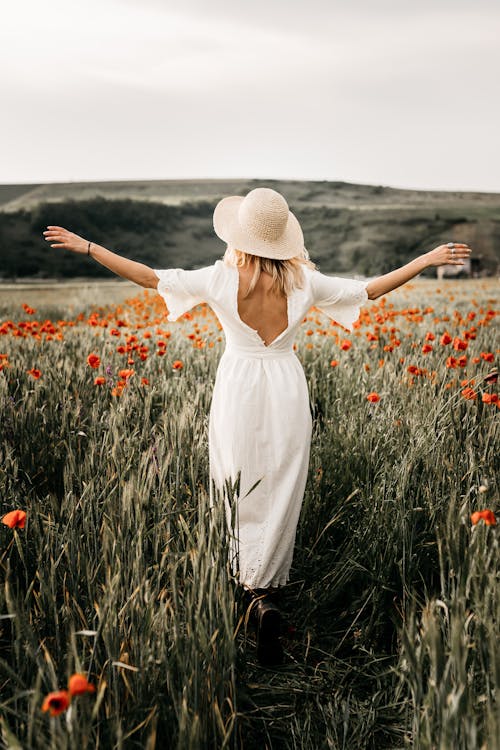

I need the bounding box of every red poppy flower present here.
[68,673,96,697]
[482,393,498,404]
[41,690,71,716]
[480,352,494,363]
[452,337,467,352]
[407,365,423,375]
[94,376,106,386]
[340,340,352,351]
[86,354,101,369]
[470,509,496,526]
[27,368,41,379]
[366,392,380,403]
[2,509,27,529]
[330,360,338,367]
[440,332,452,345]
[172,360,184,370]
[118,369,134,379]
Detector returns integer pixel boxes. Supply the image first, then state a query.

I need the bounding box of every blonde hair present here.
[223,246,316,298]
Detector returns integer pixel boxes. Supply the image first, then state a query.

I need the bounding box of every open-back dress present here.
[154,260,369,589]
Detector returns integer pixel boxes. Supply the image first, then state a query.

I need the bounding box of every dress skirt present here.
[208,347,313,589]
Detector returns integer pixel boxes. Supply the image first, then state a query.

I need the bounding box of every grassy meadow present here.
[0,277,498,749]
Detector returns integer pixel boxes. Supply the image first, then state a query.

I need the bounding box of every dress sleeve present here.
[152,265,214,321]
[310,270,370,332]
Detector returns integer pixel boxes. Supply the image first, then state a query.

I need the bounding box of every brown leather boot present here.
[249,592,284,666]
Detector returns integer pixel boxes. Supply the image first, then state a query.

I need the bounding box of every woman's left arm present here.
[366,242,471,300]
[43,226,159,288]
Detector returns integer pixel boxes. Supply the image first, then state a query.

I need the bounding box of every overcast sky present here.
[1,0,499,192]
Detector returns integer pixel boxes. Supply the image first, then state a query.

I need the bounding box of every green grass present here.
[0,279,498,749]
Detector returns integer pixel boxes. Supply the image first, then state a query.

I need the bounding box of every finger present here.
[50,243,67,248]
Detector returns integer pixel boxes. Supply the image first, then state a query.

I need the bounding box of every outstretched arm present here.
[43,226,159,289]
[366,243,471,300]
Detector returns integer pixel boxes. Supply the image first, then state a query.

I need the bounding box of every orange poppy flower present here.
[68,673,96,697]
[141,377,149,386]
[366,392,380,403]
[41,690,71,716]
[27,368,41,379]
[461,387,477,400]
[172,360,184,370]
[2,509,27,529]
[421,344,433,354]
[86,354,101,369]
[340,340,352,351]
[118,369,134,379]
[94,376,106,386]
[330,360,338,367]
[470,509,496,526]
[440,332,452,345]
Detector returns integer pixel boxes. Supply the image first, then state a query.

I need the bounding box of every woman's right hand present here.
[424,242,472,267]
[43,226,89,254]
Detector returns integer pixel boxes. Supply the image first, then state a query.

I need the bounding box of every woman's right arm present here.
[366,243,471,300]
[43,226,159,289]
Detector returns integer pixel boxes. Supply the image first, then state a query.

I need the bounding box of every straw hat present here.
[213,187,306,260]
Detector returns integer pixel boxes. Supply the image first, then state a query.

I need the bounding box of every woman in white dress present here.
[43,187,471,665]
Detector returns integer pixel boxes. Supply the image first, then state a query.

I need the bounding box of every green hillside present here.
[0,178,499,279]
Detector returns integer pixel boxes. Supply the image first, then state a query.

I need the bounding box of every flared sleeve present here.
[310,270,370,332]
[153,265,215,321]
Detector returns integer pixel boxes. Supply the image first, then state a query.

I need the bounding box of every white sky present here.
[1,0,499,191]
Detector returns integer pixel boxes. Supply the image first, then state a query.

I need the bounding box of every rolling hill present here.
[0,178,498,280]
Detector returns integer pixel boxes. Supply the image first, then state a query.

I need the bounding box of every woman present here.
[43,187,471,666]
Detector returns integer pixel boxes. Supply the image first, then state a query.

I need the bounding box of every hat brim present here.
[213,195,305,260]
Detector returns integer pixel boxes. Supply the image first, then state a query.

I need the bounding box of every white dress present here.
[154,260,369,589]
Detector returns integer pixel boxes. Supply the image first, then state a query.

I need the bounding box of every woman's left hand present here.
[43,226,89,254]
[424,242,472,267]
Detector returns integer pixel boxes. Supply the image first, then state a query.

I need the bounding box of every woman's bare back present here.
[236,265,288,346]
